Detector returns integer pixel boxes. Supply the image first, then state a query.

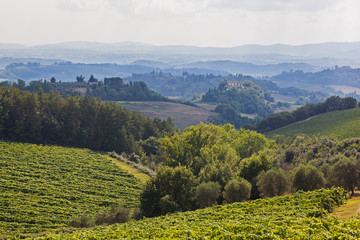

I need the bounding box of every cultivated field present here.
[0,141,143,238]
[34,188,360,239]
[118,101,218,129]
[266,107,360,139]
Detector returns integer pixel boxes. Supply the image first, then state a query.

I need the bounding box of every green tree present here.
[293,165,325,191]
[331,156,360,195]
[195,182,221,208]
[88,75,98,83]
[257,168,289,198]
[140,166,196,217]
[76,75,85,82]
[223,178,251,203]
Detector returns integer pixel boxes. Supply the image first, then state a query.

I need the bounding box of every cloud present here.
[57,0,105,11]
[106,0,208,16]
[207,0,339,12]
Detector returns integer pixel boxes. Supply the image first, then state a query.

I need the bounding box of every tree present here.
[293,165,325,191]
[330,156,360,195]
[50,77,56,83]
[257,168,289,198]
[76,75,85,82]
[239,151,272,199]
[88,75,98,83]
[195,182,221,208]
[140,166,196,217]
[223,178,251,203]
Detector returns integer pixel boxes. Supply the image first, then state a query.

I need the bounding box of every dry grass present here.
[107,153,152,184]
[331,191,360,219]
[119,101,218,129]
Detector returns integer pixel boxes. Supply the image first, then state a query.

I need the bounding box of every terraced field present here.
[266,107,360,139]
[35,188,360,239]
[0,141,143,238]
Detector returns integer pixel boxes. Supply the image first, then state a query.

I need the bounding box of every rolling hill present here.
[266,107,360,139]
[118,101,217,129]
[33,188,360,239]
[0,141,145,238]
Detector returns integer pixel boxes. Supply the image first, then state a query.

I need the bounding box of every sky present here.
[0,0,360,47]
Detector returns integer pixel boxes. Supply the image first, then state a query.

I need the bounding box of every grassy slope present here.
[118,101,218,129]
[331,191,360,219]
[36,188,360,239]
[0,141,143,238]
[108,156,150,184]
[266,107,360,139]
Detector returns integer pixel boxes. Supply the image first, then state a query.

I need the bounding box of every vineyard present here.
[266,107,360,139]
[0,141,143,238]
[35,188,360,239]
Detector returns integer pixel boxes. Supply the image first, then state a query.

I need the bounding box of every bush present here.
[195,182,221,208]
[93,207,130,226]
[293,165,325,191]
[330,156,360,195]
[131,208,142,220]
[159,195,180,214]
[223,178,251,203]
[69,212,94,228]
[140,166,196,217]
[257,169,289,198]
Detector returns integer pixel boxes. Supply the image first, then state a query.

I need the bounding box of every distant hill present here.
[2,41,360,67]
[183,60,320,76]
[266,107,360,139]
[0,141,143,238]
[0,61,228,82]
[269,66,360,94]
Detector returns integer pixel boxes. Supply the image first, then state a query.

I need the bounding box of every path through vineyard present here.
[331,191,360,219]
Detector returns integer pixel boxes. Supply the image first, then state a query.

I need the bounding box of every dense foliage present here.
[140,123,273,216]
[140,123,360,218]
[0,87,174,153]
[202,80,274,117]
[36,188,360,239]
[250,96,357,133]
[10,77,169,101]
[271,135,360,194]
[209,103,257,129]
[0,141,142,238]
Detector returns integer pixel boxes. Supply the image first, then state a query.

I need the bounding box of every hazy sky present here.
[1,0,360,47]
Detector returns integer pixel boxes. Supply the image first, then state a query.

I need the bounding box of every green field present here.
[0,141,143,238]
[266,107,360,139]
[34,188,360,239]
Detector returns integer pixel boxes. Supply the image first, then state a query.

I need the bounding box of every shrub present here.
[69,212,94,228]
[94,207,130,226]
[293,165,325,191]
[223,178,251,203]
[195,182,221,208]
[159,195,180,214]
[257,168,289,198]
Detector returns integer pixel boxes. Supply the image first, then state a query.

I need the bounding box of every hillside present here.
[118,101,217,129]
[0,141,144,238]
[266,107,360,139]
[34,188,360,239]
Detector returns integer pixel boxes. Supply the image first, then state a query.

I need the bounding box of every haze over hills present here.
[1,41,360,67]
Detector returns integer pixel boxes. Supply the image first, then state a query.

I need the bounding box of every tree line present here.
[0,87,174,153]
[248,96,357,133]
[7,77,169,102]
